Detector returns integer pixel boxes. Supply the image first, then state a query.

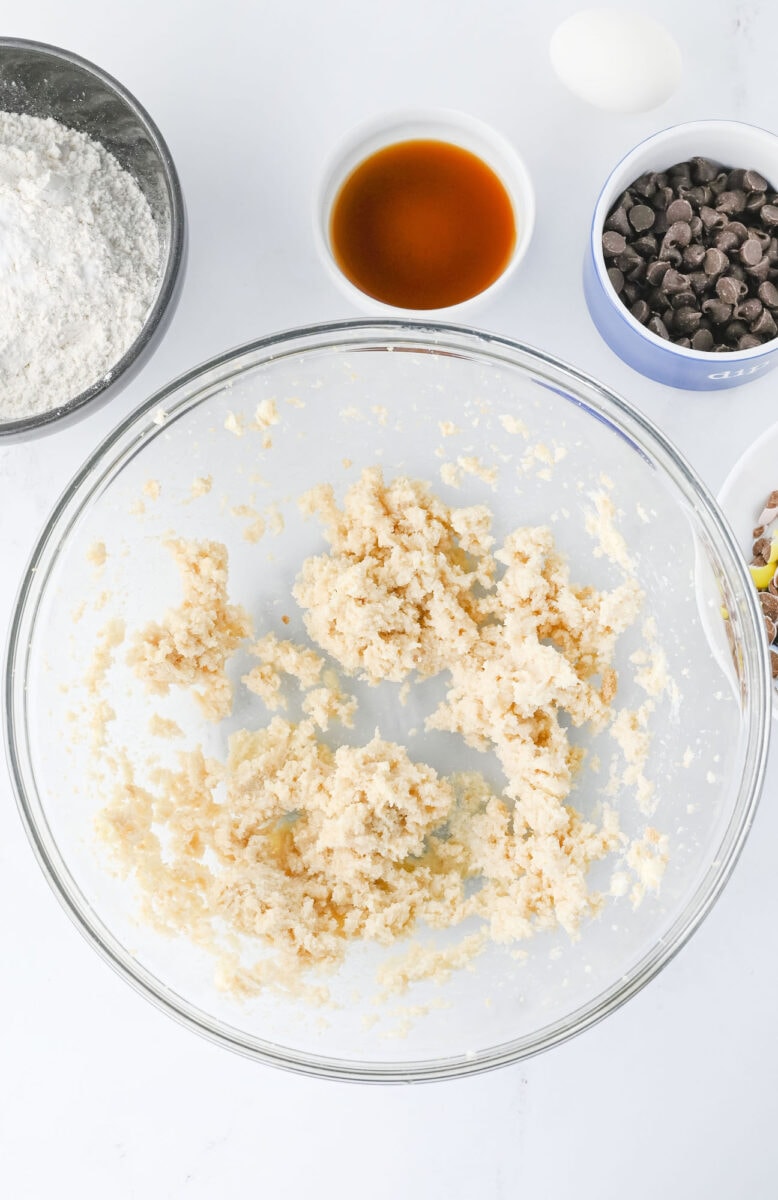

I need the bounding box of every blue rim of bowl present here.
[0,37,186,439]
[590,119,778,364]
[3,319,771,1081]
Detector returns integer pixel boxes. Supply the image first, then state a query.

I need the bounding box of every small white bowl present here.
[719,420,778,560]
[585,120,778,391]
[314,108,535,317]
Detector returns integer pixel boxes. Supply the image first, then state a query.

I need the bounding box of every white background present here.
[2,1,778,1196]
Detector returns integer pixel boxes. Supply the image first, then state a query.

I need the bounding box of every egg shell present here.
[550,8,682,114]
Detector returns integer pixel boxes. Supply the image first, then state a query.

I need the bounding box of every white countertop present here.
[2,1,777,1195]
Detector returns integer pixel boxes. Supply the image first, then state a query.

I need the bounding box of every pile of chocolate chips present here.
[603,158,778,351]
[751,487,778,677]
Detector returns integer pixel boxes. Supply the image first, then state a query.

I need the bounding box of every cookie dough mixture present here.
[126,539,252,721]
[98,467,661,997]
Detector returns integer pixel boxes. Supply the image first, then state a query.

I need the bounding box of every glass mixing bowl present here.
[4,321,770,1081]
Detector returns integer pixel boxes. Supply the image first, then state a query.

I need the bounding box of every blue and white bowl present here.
[584,120,778,391]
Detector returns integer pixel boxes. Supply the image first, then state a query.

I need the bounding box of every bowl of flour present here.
[0,39,186,439]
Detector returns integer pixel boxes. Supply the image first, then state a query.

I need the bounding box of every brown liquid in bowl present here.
[330,139,516,309]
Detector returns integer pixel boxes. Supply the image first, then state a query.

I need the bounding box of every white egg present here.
[550,8,682,113]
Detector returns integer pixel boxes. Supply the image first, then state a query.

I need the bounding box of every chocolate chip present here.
[666,220,692,247]
[747,257,771,283]
[617,247,642,274]
[740,238,764,266]
[739,333,763,349]
[605,206,631,237]
[703,247,728,276]
[758,280,778,307]
[754,536,772,560]
[688,270,709,294]
[716,276,742,305]
[761,204,778,227]
[754,525,766,539]
[700,205,728,231]
[702,298,733,324]
[745,191,767,214]
[645,259,671,286]
[666,198,693,223]
[647,315,670,339]
[670,161,692,182]
[736,298,763,323]
[633,234,659,258]
[651,186,674,212]
[629,204,656,232]
[674,307,703,333]
[602,231,627,257]
[725,319,749,341]
[633,173,657,199]
[691,328,714,351]
[752,307,777,338]
[691,157,718,184]
[663,268,689,294]
[717,190,747,214]
[607,266,625,294]
[687,186,712,210]
[659,242,683,265]
[727,221,749,245]
[765,616,777,644]
[754,229,773,251]
[670,289,696,310]
[744,169,769,192]
[652,210,668,236]
[630,299,650,324]
[714,228,740,254]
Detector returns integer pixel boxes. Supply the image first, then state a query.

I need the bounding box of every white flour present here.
[0,111,161,421]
